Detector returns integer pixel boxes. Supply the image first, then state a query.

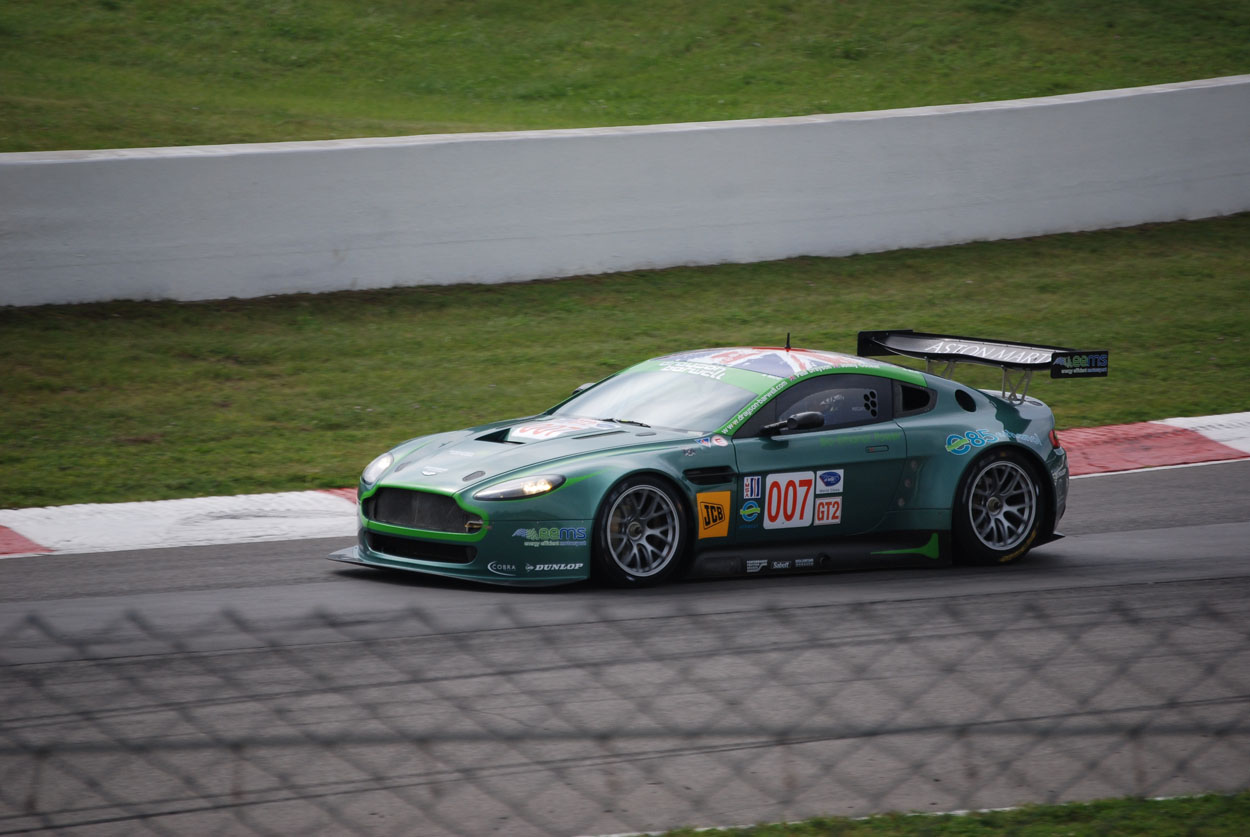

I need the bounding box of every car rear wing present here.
[857,330,1108,403]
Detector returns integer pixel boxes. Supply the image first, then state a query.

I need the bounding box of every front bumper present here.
[328,522,593,587]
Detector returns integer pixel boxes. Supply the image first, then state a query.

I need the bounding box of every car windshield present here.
[552,370,757,432]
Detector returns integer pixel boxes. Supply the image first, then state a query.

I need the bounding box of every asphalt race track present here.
[3,460,1249,835]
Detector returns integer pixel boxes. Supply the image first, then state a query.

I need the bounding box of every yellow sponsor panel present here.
[696,491,730,539]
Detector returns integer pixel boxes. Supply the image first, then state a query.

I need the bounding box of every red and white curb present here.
[0,489,357,559]
[1,413,1247,559]
[1062,412,1250,476]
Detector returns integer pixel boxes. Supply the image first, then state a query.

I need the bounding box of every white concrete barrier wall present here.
[2,75,1248,307]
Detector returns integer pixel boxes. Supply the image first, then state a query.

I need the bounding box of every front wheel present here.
[952,449,1047,565]
[593,476,689,587]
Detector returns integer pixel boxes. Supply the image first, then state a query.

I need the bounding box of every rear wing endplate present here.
[857,330,1108,402]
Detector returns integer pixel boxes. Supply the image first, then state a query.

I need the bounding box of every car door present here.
[730,373,907,540]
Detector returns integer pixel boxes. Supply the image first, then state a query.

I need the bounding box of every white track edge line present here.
[1070,456,1250,479]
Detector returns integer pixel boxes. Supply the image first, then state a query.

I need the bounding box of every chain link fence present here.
[3,592,1249,835]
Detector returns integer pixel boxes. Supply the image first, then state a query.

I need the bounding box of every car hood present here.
[377,416,700,494]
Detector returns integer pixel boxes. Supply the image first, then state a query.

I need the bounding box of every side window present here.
[895,382,937,417]
[734,374,895,437]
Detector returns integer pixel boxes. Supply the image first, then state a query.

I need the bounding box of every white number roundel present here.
[763,472,815,529]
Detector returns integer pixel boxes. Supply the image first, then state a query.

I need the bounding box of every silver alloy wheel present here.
[968,460,1037,551]
[604,484,681,577]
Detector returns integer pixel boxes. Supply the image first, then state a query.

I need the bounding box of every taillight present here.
[1049,429,1061,450]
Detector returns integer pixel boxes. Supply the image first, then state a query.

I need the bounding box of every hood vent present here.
[475,428,522,444]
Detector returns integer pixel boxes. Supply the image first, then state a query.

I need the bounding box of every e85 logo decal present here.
[946,428,1000,455]
[763,472,815,529]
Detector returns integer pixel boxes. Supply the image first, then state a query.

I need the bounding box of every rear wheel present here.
[952,449,1046,565]
[593,476,688,587]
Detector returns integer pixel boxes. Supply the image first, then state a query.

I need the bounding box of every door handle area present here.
[867,445,890,453]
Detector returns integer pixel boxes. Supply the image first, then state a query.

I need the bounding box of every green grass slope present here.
[2,0,1248,151]
[661,792,1250,836]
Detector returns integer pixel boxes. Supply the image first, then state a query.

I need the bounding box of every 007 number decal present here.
[764,472,815,530]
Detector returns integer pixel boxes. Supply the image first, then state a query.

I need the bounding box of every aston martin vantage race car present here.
[329,331,1108,587]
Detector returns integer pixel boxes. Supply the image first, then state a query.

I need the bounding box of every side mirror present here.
[572,382,596,396]
[760,410,824,436]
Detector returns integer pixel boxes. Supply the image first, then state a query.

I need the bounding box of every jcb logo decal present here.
[696,491,730,539]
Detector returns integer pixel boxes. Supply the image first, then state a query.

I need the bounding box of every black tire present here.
[952,448,1047,565]
[592,476,689,587]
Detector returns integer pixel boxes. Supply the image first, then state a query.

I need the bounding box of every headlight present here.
[361,452,394,485]
[473,474,565,501]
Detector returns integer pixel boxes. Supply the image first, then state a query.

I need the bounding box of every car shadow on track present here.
[329,565,596,594]
[329,549,1065,600]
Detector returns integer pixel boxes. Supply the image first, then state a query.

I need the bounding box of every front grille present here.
[365,531,477,564]
[364,488,477,533]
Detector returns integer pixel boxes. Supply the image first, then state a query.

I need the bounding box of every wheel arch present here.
[594,467,696,533]
[590,469,697,586]
[951,442,1054,564]
[1002,442,1058,540]
[953,442,1055,533]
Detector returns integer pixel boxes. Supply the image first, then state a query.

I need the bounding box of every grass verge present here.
[2,213,1248,508]
[2,0,1248,152]
[661,792,1250,836]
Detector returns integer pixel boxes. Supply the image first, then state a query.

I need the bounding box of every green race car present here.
[329,331,1108,587]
